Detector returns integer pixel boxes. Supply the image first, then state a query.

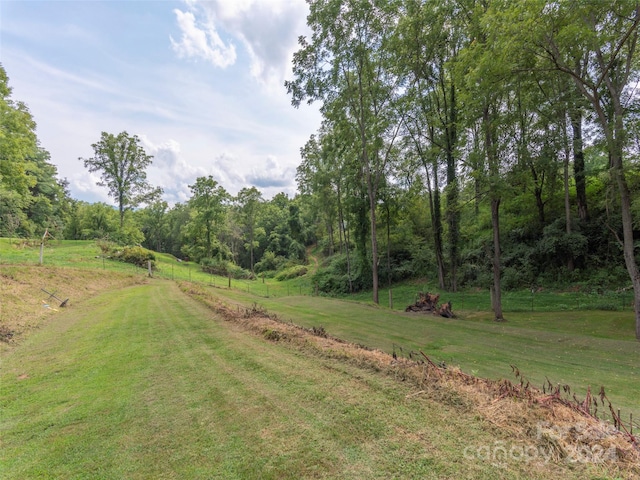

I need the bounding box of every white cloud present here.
[174,0,309,89]
[246,155,295,189]
[2,0,321,206]
[170,8,237,68]
[140,135,208,205]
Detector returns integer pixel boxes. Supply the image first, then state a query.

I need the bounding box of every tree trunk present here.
[445,80,459,292]
[570,106,588,221]
[561,112,575,271]
[367,170,379,304]
[425,126,446,290]
[491,197,505,321]
[484,105,505,322]
[421,154,446,290]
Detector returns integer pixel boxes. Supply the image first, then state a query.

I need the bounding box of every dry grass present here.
[180,281,640,479]
[0,265,147,346]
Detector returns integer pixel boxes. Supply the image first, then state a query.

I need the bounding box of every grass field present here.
[1,239,639,478]
[2,280,632,479]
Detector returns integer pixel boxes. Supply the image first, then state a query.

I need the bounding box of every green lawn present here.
[1,280,604,479]
[2,238,638,471]
[204,288,640,424]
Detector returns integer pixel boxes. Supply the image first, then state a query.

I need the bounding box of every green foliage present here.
[254,250,286,274]
[79,131,162,227]
[200,257,252,280]
[0,66,72,239]
[312,253,369,295]
[109,245,155,268]
[274,265,308,281]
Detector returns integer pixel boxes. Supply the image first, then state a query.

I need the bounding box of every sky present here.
[0,0,322,205]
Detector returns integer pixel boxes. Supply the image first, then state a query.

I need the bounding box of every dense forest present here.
[1,1,640,337]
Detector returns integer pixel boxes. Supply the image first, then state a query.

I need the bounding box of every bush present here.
[200,257,253,279]
[254,251,286,274]
[274,265,308,281]
[311,253,369,295]
[113,245,156,268]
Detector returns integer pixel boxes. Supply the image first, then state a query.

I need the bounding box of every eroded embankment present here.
[0,264,148,345]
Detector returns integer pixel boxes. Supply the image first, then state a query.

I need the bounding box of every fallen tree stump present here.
[405,292,454,318]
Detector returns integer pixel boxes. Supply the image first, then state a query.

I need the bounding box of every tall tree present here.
[540,1,640,340]
[187,176,229,260]
[0,64,38,237]
[80,131,161,229]
[236,186,263,275]
[0,65,71,238]
[395,0,464,291]
[138,200,169,252]
[287,0,402,303]
[492,0,640,337]
[456,0,515,321]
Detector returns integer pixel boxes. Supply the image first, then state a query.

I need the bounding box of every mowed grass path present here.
[1,280,600,479]
[208,288,640,421]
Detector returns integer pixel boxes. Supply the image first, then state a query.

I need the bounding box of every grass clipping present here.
[180,281,640,478]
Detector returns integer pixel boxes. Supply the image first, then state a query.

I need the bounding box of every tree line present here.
[1,0,640,340]
[286,0,640,339]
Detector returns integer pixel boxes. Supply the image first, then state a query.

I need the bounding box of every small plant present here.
[311,326,327,338]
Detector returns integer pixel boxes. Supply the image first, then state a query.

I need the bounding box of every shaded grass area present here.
[0,281,590,479]
[206,287,640,423]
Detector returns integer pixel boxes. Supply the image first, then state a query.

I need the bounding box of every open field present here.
[2,280,637,479]
[2,239,638,420]
[1,238,636,313]
[1,239,639,477]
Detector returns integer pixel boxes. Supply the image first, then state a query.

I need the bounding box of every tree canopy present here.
[3,1,640,340]
[79,131,161,229]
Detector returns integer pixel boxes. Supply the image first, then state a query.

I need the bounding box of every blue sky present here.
[0,0,321,204]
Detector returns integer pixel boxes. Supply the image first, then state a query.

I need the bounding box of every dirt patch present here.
[0,265,148,346]
[180,281,640,478]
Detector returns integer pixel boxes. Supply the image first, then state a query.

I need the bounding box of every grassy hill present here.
[1,239,639,478]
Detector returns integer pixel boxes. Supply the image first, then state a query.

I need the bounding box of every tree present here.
[187,176,229,260]
[539,1,640,341]
[0,65,71,239]
[490,0,640,337]
[395,0,464,291]
[456,0,520,321]
[287,0,403,304]
[235,187,263,274]
[0,64,37,238]
[138,200,169,252]
[80,131,161,230]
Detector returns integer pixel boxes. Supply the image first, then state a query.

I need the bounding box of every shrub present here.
[274,265,308,281]
[311,253,369,295]
[113,245,156,268]
[254,251,286,274]
[200,257,253,279]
